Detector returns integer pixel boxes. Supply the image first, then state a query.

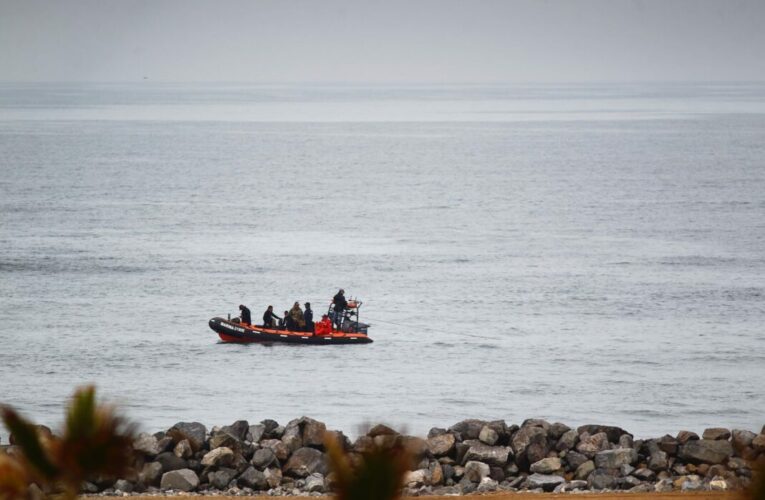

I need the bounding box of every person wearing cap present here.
[303,302,314,332]
[332,289,348,329]
[262,305,280,328]
[238,304,252,325]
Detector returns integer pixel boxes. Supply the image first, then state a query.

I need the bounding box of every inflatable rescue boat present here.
[209,299,372,345]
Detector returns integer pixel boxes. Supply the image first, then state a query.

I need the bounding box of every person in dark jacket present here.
[239,304,252,325]
[303,302,314,332]
[332,289,347,329]
[262,305,280,328]
[279,310,289,329]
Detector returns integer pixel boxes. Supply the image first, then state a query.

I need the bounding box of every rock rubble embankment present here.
[3,417,763,496]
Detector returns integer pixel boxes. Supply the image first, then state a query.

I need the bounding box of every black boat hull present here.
[209,317,373,345]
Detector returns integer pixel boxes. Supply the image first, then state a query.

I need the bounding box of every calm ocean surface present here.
[1,83,764,440]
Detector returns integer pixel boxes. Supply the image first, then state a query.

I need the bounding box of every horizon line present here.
[2,79,765,86]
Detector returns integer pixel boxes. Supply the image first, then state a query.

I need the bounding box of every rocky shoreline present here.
[6,418,764,496]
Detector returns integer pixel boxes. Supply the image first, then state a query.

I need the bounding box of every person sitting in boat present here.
[280,310,289,329]
[332,289,347,329]
[288,302,306,331]
[238,304,252,325]
[262,305,281,328]
[303,302,314,333]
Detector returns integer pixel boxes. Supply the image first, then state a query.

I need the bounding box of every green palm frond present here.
[326,434,412,500]
[1,406,59,480]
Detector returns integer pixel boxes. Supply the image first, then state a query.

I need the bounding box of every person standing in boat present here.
[332,289,347,329]
[289,302,305,331]
[262,305,280,328]
[303,302,314,333]
[238,304,252,325]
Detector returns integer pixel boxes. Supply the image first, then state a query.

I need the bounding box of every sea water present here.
[1,82,764,439]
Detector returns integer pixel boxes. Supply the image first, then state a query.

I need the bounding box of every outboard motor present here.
[342,320,369,335]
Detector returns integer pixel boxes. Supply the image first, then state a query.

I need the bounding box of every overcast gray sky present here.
[1,0,763,83]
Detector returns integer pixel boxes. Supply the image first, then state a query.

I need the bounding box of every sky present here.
[0,0,764,83]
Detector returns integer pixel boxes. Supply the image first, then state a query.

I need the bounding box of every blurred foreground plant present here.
[747,455,765,500]
[0,452,31,499]
[1,386,136,500]
[324,432,412,500]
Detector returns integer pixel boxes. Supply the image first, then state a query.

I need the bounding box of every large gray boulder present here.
[526,473,565,492]
[209,431,240,451]
[209,467,237,490]
[463,461,490,483]
[169,422,207,450]
[305,473,326,493]
[633,467,656,481]
[113,479,134,493]
[238,466,268,490]
[511,425,547,465]
[449,419,487,441]
[251,447,277,469]
[645,438,674,472]
[576,432,609,458]
[155,451,187,472]
[702,428,731,441]
[138,461,163,487]
[648,447,668,471]
[676,430,699,444]
[427,433,456,457]
[574,460,595,480]
[283,447,329,478]
[588,468,616,490]
[577,425,631,444]
[281,419,303,453]
[678,439,733,464]
[221,420,250,442]
[477,477,498,492]
[173,439,193,459]
[264,467,282,489]
[248,424,266,443]
[731,429,756,451]
[619,434,634,449]
[462,440,512,466]
[548,422,572,440]
[565,450,588,470]
[260,439,290,461]
[201,446,234,467]
[656,435,679,455]
[556,429,578,451]
[133,433,161,457]
[302,417,327,448]
[260,419,281,439]
[160,469,199,492]
[522,418,551,430]
[478,426,499,446]
[530,457,562,474]
[594,448,638,469]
